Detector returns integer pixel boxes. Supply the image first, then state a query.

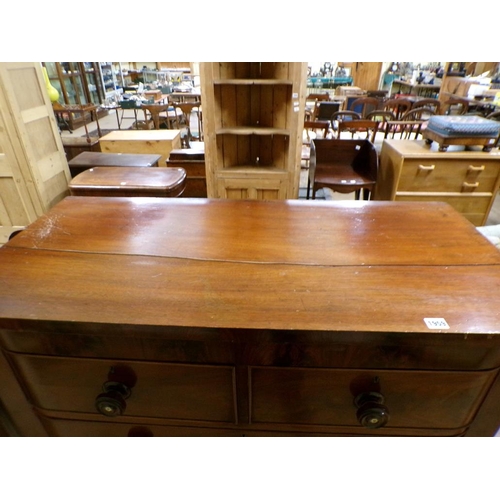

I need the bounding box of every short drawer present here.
[397,159,500,193]
[249,366,497,430]
[10,353,236,423]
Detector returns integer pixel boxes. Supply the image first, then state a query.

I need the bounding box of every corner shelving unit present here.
[200,62,307,200]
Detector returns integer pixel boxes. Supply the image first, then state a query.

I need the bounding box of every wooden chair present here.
[441,97,469,116]
[305,93,330,120]
[175,101,203,142]
[308,139,378,201]
[303,120,330,142]
[337,119,379,142]
[382,98,412,120]
[411,98,441,115]
[330,110,361,137]
[384,108,436,140]
[55,103,102,161]
[349,97,380,118]
[366,110,396,142]
[315,101,341,121]
[141,103,171,130]
[302,120,330,167]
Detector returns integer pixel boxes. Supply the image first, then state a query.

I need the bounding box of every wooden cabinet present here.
[0,62,71,244]
[373,140,500,226]
[43,62,108,129]
[1,197,500,436]
[200,62,307,199]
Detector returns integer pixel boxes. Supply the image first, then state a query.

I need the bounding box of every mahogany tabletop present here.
[68,167,186,198]
[1,198,500,335]
[68,152,162,168]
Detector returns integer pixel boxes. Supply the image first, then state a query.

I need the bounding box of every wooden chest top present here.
[68,152,162,168]
[1,198,500,335]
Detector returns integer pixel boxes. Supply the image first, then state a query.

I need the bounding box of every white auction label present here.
[424,318,450,329]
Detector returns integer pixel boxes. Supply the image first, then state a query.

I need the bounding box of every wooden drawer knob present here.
[95,381,131,417]
[354,391,389,429]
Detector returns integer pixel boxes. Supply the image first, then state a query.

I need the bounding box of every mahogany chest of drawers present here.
[1,197,500,436]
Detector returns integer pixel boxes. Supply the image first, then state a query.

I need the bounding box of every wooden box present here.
[99,130,182,166]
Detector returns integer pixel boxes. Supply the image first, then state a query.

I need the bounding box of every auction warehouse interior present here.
[0,60,500,439]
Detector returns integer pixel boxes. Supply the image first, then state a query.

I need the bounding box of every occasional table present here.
[69,166,186,197]
[68,152,162,178]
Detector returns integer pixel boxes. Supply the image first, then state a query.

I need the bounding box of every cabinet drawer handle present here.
[468,164,485,172]
[354,391,390,429]
[95,381,131,417]
[463,181,479,188]
[418,164,435,171]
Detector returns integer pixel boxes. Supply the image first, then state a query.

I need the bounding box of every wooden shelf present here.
[216,127,290,136]
[214,79,293,85]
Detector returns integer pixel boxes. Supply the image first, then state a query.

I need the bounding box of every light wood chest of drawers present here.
[373,140,500,226]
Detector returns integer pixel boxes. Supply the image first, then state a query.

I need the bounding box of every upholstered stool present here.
[423,115,500,152]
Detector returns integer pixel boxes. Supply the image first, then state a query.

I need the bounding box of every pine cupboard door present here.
[0,62,70,244]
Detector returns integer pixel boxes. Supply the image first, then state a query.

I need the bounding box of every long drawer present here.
[397,159,500,193]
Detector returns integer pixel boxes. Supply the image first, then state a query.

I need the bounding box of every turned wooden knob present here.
[95,381,131,417]
[354,391,390,429]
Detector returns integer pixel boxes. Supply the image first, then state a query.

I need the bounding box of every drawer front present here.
[250,367,497,430]
[397,159,500,193]
[11,354,236,423]
[40,417,242,437]
[394,194,491,225]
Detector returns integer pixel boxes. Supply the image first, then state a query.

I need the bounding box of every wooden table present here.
[390,80,441,98]
[1,198,500,436]
[99,130,182,166]
[69,166,186,197]
[68,152,162,178]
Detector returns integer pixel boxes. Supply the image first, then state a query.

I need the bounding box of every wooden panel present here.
[217,177,286,200]
[250,367,497,429]
[0,62,70,244]
[11,354,237,423]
